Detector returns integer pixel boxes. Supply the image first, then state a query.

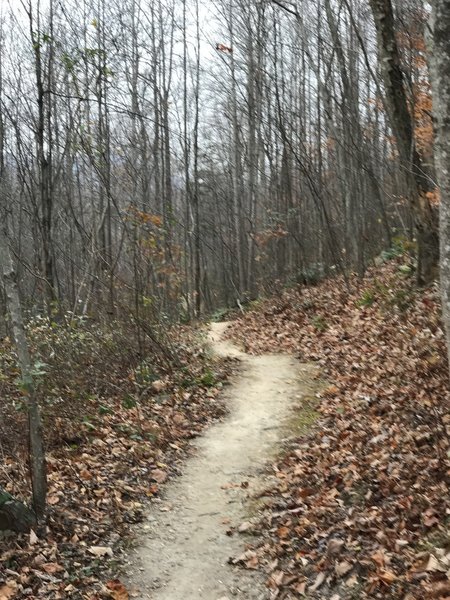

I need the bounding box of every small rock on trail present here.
[126,322,318,599]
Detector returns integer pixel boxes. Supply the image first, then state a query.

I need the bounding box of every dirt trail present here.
[127,322,318,600]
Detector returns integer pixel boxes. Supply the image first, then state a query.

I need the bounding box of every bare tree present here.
[369,0,439,284]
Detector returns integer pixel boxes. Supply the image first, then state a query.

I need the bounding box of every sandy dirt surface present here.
[126,322,318,600]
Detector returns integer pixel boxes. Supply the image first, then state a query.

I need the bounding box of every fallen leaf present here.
[267,570,284,588]
[428,580,450,597]
[370,549,386,568]
[106,579,129,600]
[246,554,259,569]
[379,569,396,585]
[323,385,339,396]
[309,571,326,591]
[0,583,17,600]
[327,538,345,557]
[88,546,113,558]
[42,562,64,574]
[238,521,252,532]
[293,581,306,595]
[29,529,38,545]
[426,554,447,573]
[335,560,352,577]
[152,380,166,392]
[345,573,359,588]
[150,469,167,484]
[277,526,289,539]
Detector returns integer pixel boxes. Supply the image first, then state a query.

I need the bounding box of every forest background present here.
[0,0,449,597]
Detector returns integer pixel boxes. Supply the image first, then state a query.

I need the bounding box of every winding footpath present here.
[127,322,318,599]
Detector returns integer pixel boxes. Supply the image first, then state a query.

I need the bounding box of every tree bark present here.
[430,0,450,369]
[0,37,39,533]
[0,487,36,533]
[29,1,56,305]
[0,226,47,524]
[369,0,439,284]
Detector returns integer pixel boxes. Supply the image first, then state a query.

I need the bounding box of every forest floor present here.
[0,321,233,599]
[0,255,449,600]
[224,259,449,600]
[125,322,321,599]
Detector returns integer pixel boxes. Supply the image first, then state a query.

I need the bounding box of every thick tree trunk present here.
[430,0,450,370]
[369,0,439,284]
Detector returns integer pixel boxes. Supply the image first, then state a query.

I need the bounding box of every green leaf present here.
[31,361,48,377]
[122,395,136,409]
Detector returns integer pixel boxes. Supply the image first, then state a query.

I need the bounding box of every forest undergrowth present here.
[228,256,449,599]
[0,319,230,599]
[0,251,449,600]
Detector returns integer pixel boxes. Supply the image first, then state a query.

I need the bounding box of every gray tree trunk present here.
[430,0,450,369]
[369,0,439,284]
[0,487,36,533]
[0,52,39,532]
[0,226,47,524]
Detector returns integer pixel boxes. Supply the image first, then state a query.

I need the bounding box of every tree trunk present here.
[0,487,36,533]
[0,41,39,533]
[0,226,47,524]
[430,0,450,369]
[29,2,56,306]
[369,0,439,284]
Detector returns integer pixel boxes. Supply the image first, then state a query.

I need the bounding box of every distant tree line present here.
[0,0,441,325]
[1,0,450,527]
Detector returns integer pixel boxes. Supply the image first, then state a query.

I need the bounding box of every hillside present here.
[226,258,449,599]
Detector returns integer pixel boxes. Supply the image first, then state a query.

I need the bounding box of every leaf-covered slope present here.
[228,261,449,599]
[0,322,230,599]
